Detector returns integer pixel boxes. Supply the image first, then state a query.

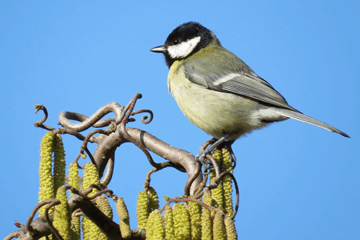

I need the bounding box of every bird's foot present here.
[195,135,231,172]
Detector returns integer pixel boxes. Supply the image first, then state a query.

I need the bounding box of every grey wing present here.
[185,65,301,112]
[184,64,350,138]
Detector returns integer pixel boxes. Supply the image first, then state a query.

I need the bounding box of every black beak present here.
[150,45,167,53]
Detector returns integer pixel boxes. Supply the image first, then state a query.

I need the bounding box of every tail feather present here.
[273,108,350,138]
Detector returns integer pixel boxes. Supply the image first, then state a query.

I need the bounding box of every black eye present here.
[172,39,179,45]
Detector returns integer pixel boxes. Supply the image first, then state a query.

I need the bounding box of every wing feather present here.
[185,62,300,112]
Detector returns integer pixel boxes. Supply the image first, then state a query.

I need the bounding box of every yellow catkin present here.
[39,235,52,240]
[187,200,202,240]
[221,148,233,173]
[82,162,100,196]
[96,195,111,240]
[96,195,113,219]
[52,186,71,240]
[119,221,132,239]
[96,203,108,240]
[116,197,131,239]
[68,162,80,192]
[202,191,214,239]
[224,216,237,240]
[147,187,159,211]
[145,209,155,240]
[39,131,55,216]
[203,190,214,206]
[173,203,191,240]
[136,190,149,229]
[68,162,80,240]
[213,212,226,240]
[146,210,164,240]
[201,207,212,240]
[82,162,102,240]
[53,134,66,192]
[116,197,130,220]
[164,205,175,240]
[69,212,81,240]
[222,148,233,217]
[82,218,99,240]
[210,149,224,210]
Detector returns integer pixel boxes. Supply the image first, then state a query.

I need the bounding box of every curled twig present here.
[60,111,117,128]
[44,199,62,240]
[26,199,59,234]
[100,153,115,186]
[83,147,95,166]
[121,93,143,124]
[193,169,209,196]
[199,139,215,152]
[226,144,237,170]
[79,128,114,166]
[143,162,174,189]
[218,171,239,219]
[72,153,85,169]
[205,154,220,178]
[58,102,125,132]
[78,184,114,199]
[209,171,240,219]
[81,184,104,196]
[184,162,202,197]
[70,188,88,200]
[87,189,114,200]
[34,105,55,130]
[131,109,154,124]
[81,127,115,151]
[144,168,159,189]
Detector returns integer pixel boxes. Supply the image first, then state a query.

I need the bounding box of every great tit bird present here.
[150,22,349,148]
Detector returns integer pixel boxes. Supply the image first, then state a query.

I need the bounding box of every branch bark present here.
[93,127,202,195]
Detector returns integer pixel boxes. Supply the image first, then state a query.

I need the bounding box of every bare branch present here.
[58,102,125,132]
[100,153,115,186]
[3,230,24,240]
[124,128,202,195]
[53,127,88,141]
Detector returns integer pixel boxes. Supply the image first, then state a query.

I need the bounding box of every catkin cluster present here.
[39,132,66,215]
[116,197,131,239]
[52,186,71,240]
[133,145,238,240]
[68,162,81,240]
[36,133,238,240]
[209,148,234,217]
[135,188,237,239]
[136,187,160,230]
[82,162,109,240]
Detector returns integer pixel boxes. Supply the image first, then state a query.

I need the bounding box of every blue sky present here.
[1,1,359,239]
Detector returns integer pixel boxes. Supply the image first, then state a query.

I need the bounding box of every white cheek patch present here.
[167,36,201,59]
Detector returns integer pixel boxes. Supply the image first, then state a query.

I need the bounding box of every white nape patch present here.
[213,73,241,86]
[167,36,201,59]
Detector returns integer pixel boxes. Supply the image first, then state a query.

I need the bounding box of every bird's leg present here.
[196,134,231,171]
